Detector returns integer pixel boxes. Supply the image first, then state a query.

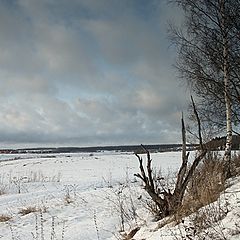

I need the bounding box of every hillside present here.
[132,175,240,240]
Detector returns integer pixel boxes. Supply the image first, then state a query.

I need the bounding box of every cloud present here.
[0,0,187,147]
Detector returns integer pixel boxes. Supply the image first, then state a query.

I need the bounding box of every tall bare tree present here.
[170,0,240,176]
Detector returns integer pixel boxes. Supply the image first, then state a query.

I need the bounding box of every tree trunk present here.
[221,0,233,178]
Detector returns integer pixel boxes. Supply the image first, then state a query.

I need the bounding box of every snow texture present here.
[0,151,239,240]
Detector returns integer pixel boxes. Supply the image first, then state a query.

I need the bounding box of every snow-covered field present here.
[0,151,240,240]
[0,151,182,240]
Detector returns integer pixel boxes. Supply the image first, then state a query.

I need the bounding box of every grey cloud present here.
[84,13,165,67]
[0,0,186,147]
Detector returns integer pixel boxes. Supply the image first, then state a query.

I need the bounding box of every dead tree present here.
[135,115,207,219]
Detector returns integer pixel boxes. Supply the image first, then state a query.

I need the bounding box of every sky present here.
[0,0,188,148]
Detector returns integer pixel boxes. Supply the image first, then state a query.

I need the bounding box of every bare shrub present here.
[138,167,176,218]
[27,170,61,183]
[135,109,207,220]
[135,144,207,220]
[0,171,61,195]
[105,184,138,232]
[63,184,77,204]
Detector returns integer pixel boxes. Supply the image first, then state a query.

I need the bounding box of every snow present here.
[0,151,239,240]
[133,175,240,240]
[0,151,181,239]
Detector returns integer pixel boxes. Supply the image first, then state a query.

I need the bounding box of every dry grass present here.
[178,203,228,240]
[121,227,140,240]
[0,187,6,195]
[166,152,232,239]
[19,206,39,216]
[0,214,11,222]
[174,152,226,222]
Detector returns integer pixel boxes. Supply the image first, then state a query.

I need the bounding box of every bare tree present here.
[135,114,207,219]
[170,0,240,176]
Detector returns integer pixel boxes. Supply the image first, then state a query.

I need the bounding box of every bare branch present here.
[191,95,204,149]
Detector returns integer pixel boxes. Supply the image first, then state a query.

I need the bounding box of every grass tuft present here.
[0,214,11,222]
[19,206,39,216]
[173,152,226,223]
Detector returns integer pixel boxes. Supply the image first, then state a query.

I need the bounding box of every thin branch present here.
[141,145,155,192]
[191,95,204,149]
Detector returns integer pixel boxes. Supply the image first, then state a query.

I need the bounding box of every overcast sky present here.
[0,0,188,148]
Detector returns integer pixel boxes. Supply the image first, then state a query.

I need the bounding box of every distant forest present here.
[1,136,240,154]
[0,144,193,154]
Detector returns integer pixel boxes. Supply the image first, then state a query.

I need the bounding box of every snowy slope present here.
[133,176,240,240]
